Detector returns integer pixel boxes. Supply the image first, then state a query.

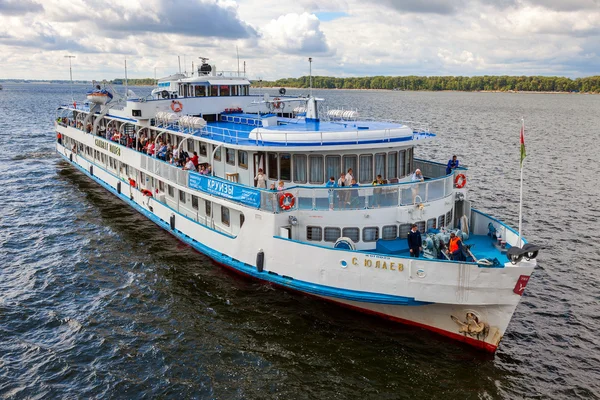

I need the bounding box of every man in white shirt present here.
[344,168,353,205]
[183,157,195,171]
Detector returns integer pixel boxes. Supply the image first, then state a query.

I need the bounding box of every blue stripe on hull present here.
[58,151,429,306]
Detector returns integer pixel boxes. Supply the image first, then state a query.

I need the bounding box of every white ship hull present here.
[54,126,535,353]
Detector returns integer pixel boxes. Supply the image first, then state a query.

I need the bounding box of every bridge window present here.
[238,150,248,169]
[221,206,230,226]
[267,153,278,180]
[195,86,206,97]
[382,225,398,240]
[210,86,218,97]
[398,150,406,176]
[232,85,238,96]
[309,155,324,184]
[324,227,341,242]
[280,153,291,181]
[359,154,373,183]
[438,215,445,228]
[342,227,360,243]
[399,223,411,238]
[388,152,397,179]
[307,226,322,241]
[226,148,235,165]
[363,227,379,242]
[343,155,357,177]
[220,86,230,96]
[427,218,436,231]
[375,153,386,179]
[293,155,307,183]
[325,155,341,181]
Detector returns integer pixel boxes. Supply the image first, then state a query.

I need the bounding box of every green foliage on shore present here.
[253,75,600,93]
[111,78,157,86]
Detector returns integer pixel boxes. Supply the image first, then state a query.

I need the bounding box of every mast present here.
[64,55,75,102]
[308,57,313,97]
[518,118,525,245]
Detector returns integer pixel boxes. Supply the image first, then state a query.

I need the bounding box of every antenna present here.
[236,46,240,77]
[243,61,246,76]
[184,55,187,76]
[192,61,194,77]
[64,55,75,102]
[178,56,181,74]
[308,57,313,97]
[124,59,128,101]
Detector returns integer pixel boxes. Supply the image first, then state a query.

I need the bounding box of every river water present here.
[0,84,599,399]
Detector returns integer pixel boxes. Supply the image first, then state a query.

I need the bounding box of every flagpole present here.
[518,118,524,246]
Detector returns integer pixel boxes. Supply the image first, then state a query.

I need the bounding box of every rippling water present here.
[1,84,599,399]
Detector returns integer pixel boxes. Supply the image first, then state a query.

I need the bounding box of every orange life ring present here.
[279,192,295,210]
[171,100,183,113]
[141,189,153,197]
[273,97,282,109]
[455,174,467,189]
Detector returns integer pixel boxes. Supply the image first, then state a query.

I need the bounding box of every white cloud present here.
[261,13,332,55]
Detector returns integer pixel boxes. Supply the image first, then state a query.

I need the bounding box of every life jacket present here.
[449,236,460,253]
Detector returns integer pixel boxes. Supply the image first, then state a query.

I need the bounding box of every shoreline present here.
[253,87,598,95]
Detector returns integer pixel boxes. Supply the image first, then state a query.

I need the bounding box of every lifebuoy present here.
[455,174,467,189]
[273,97,282,109]
[171,100,183,112]
[129,178,136,188]
[141,189,153,197]
[279,192,295,210]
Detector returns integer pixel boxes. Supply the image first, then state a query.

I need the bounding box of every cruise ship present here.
[54,59,539,353]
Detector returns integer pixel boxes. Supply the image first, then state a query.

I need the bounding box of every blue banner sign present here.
[188,173,261,208]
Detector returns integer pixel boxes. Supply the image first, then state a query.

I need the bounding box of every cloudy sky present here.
[1,0,599,80]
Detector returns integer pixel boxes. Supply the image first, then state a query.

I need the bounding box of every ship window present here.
[179,190,186,204]
[399,223,411,239]
[132,109,142,117]
[210,86,218,96]
[293,155,307,183]
[416,221,426,233]
[406,148,413,174]
[375,153,386,179]
[192,195,199,209]
[205,201,212,217]
[342,227,360,243]
[363,227,379,242]
[213,145,221,161]
[398,150,406,176]
[240,213,245,227]
[307,226,322,241]
[343,155,357,178]
[232,85,238,96]
[159,181,164,192]
[382,225,398,240]
[220,86,230,96]
[200,142,207,156]
[187,140,195,153]
[438,215,445,228]
[324,227,341,242]
[238,150,248,169]
[427,218,436,231]
[279,153,291,181]
[446,210,453,227]
[195,86,206,97]
[221,206,230,226]
[359,154,373,184]
[168,185,174,197]
[309,155,324,184]
[388,152,397,179]
[226,148,235,165]
[267,153,278,180]
[325,155,341,181]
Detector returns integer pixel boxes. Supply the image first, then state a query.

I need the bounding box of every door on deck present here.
[253,151,265,187]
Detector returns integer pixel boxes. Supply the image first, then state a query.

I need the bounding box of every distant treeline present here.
[254,75,600,93]
[111,78,156,86]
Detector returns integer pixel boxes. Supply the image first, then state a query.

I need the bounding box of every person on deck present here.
[446,232,466,261]
[446,155,460,175]
[183,157,195,171]
[191,151,199,170]
[326,176,337,209]
[407,224,422,258]
[255,168,267,188]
